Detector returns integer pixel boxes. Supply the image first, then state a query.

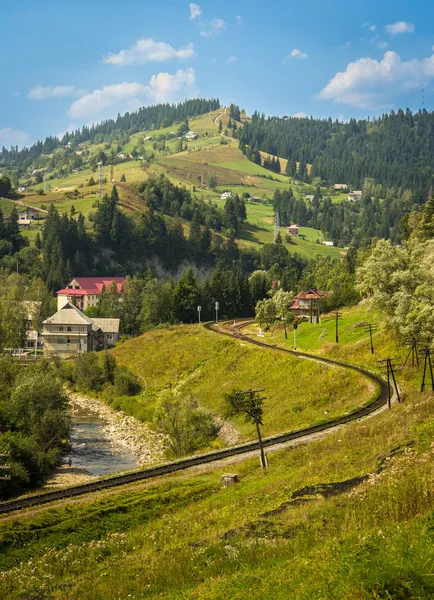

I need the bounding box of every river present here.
[65,404,138,477]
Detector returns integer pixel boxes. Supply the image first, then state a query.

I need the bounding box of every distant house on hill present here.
[18,207,40,221]
[322,241,334,246]
[56,277,126,311]
[305,195,314,201]
[42,302,120,357]
[185,131,198,140]
[348,190,362,201]
[333,184,347,190]
[290,289,333,324]
[249,195,261,202]
[221,191,233,200]
[287,224,300,237]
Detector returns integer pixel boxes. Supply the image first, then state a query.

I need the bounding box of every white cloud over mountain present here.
[103,38,196,65]
[189,3,201,20]
[200,18,225,38]
[385,21,415,36]
[0,127,30,147]
[68,68,197,119]
[319,50,434,108]
[28,86,86,100]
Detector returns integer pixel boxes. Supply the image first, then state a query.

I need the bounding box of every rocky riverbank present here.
[68,392,168,466]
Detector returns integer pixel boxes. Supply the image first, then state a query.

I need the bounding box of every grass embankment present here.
[246,305,428,394]
[0,387,432,599]
[110,325,373,439]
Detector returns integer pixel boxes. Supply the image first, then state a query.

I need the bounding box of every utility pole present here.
[402,338,420,368]
[420,346,434,392]
[197,305,202,325]
[363,323,377,354]
[0,453,11,482]
[98,161,105,197]
[377,357,401,408]
[215,301,219,324]
[236,389,267,468]
[334,311,342,343]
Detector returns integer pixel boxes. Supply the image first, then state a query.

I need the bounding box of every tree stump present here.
[221,473,239,488]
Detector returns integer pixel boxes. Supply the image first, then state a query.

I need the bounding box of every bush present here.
[74,353,103,391]
[154,391,219,457]
[114,366,141,396]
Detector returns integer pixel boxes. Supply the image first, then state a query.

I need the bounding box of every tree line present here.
[0,98,220,171]
[238,108,434,202]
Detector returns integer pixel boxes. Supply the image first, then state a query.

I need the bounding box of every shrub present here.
[74,353,103,391]
[114,366,141,396]
[154,391,219,457]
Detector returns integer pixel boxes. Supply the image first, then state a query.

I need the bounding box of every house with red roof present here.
[290,289,333,324]
[56,277,126,311]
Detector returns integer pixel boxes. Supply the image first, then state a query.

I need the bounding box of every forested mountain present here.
[238,109,434,202]
[0,98,220,169]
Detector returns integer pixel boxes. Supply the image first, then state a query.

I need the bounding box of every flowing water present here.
[65,405,138,477]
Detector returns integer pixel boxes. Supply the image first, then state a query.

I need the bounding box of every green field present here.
[1,340,432,599]
[110,325,372,439]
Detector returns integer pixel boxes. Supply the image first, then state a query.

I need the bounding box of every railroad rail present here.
[0,321,388,515]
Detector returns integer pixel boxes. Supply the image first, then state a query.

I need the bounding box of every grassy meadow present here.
[0,385,432,599]
[109,324,374,439]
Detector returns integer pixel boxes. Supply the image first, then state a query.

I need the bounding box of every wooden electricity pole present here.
[403,338,420,368]
[363,323,377,354]
[377,358,401,408]
[334,311,343,343]
[420,347,434,392]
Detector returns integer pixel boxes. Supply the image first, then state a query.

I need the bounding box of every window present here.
[67,338,71,344]
[59,326,64,332]
[67,326,72,332]
[57,338,64,344]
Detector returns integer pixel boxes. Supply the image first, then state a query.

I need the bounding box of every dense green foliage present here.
[239,108,434,201]
[0,99,220,171]
[0,358,70,498]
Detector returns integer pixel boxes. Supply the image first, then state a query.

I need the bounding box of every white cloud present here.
[104,38,196,65]
[57,124,78,140]
[9,91,20,97]
[319,50,434,108]
[200,18,225,38]
[189,3,201,19]
[68,68,197,119]
[283,48,309,63]
[378,40,389,49]
[69,82,148,119]
[236,15,242,26]
[292,112,307,118]
[227,55,237,63]
[385,21,415,36]
[291,48,309,59]
[28,85,86,100]
[146,67,198,103]
[0,127,31,147]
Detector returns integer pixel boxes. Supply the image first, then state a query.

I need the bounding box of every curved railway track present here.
[0,321,388,515]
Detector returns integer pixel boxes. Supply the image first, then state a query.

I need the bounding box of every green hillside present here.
[8,107,346,259]
[110,324,372,439]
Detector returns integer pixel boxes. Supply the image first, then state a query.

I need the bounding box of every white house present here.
[322,241,334,247]
[348,190,363,201]
[18,208,40,221]
[185,131,198,140]
[333,184,347,190]
[221,192,233,200]
[305,195,314,201]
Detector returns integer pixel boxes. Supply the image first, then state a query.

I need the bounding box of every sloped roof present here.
[93,318,120,334]
[57,277,125,296]
[43,301,97,328]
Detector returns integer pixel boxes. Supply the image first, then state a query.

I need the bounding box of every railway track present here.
[0,321,388,515]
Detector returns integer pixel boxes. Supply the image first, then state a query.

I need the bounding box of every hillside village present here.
[1,97,434,600]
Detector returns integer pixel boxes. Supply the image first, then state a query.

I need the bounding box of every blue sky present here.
[1,0,433,147]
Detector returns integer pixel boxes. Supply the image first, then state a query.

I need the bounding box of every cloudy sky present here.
[1,0,433,147]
